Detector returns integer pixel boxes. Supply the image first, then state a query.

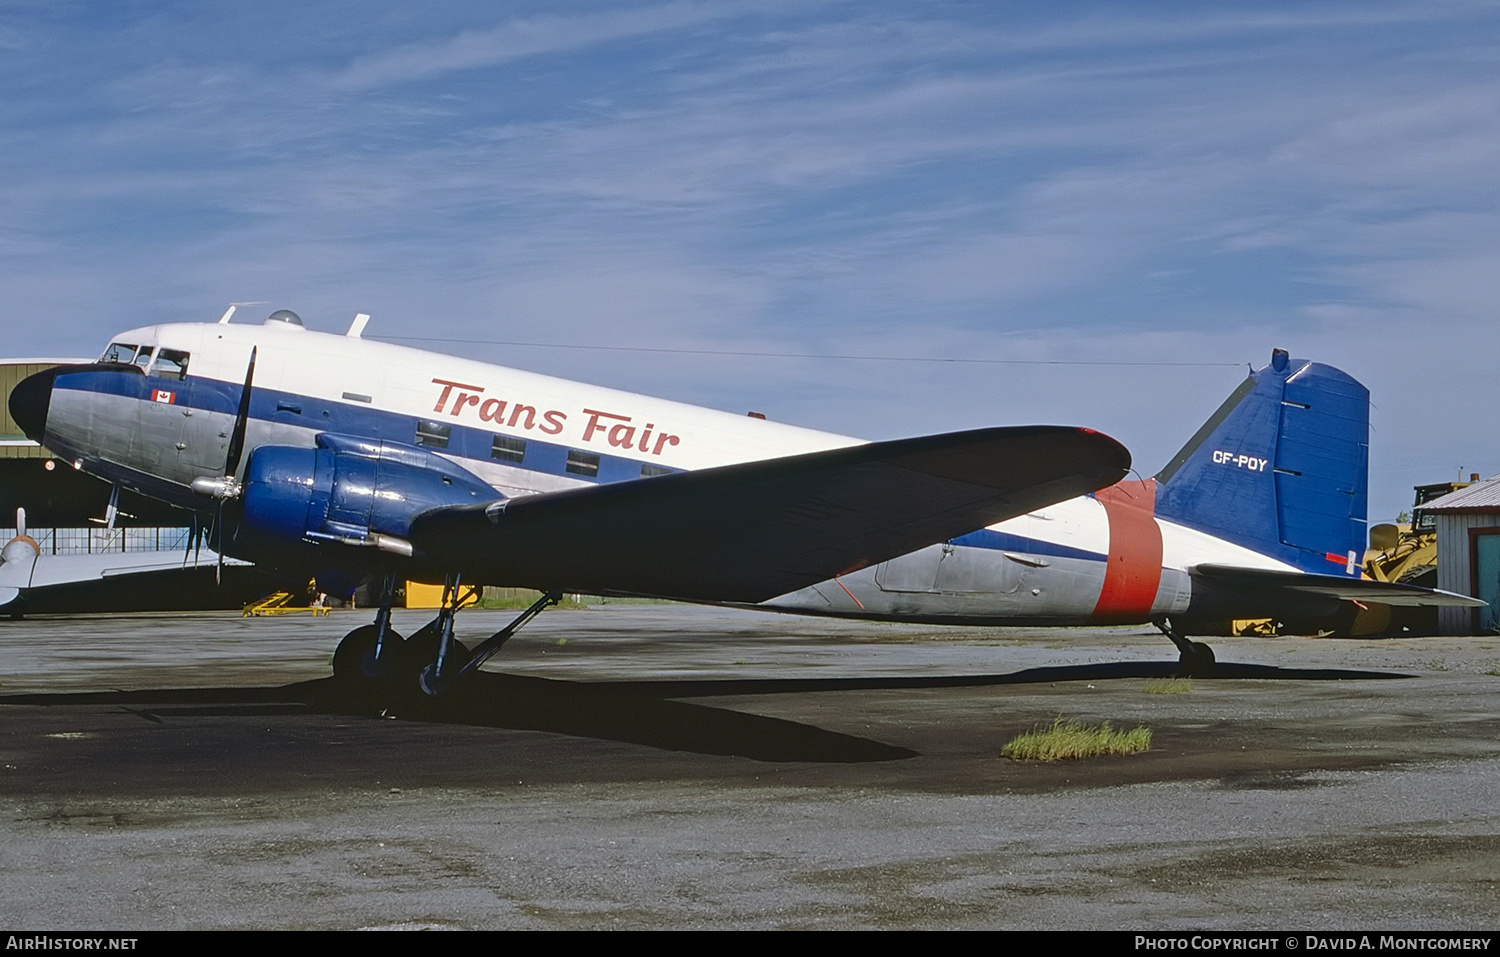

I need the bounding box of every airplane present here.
[765,348,1486,661]
[6,307,1131,694]
[0,507,246,617]
[7,308,1478,692]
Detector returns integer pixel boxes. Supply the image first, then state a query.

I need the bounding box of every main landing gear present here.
[332,573,562,698]
[1155,618,1217,677]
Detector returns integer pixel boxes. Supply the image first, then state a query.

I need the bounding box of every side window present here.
[565,450,600,477]
[101,342,138,364]
[641,463,672,478]
[415,420,451,449]
[151,349,190,381]
[491,435,526,463]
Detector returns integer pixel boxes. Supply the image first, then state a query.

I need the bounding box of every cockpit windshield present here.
[98,340,190,378]
[100,342,140,364]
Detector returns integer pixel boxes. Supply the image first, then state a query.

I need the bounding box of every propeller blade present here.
[15,507,24,540]
[223,347,257,480]
[184,516,199,569]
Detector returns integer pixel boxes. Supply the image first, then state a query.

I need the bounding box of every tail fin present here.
[1153,349,1368,576]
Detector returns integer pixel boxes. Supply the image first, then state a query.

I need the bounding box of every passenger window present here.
[101,342,139,364]
[151,349,190,381]
[565,450,600,477]
[415,420,451,449]
[491,435,526,463]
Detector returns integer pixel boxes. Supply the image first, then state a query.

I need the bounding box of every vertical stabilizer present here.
[1153,350,1368,575]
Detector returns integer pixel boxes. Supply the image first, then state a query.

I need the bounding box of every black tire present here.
[1178,641,1217,677]
[398,624,472,685]
[332,625,404,681]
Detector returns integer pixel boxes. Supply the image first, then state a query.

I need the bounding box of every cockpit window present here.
[100,342,139,364]
[151,349,190,380]
[132,347,154,370]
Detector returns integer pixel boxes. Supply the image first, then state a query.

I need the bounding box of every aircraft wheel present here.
[400,625,472,695]
[332,625,404,682]
[1178,641,1217,677]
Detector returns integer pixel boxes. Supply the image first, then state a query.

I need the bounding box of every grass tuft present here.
[1001,719,1152,761]
[476,593,589,610]
[1143,677,1193,694]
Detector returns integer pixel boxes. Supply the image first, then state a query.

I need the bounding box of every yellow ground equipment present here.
[1365,480,1473,589]
[242,591,331,617]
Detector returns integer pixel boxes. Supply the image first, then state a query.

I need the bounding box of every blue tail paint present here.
[1152,350,1369,575]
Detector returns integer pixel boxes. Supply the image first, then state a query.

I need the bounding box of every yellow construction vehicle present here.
[1231,478,1476,637]
[1365,480,1473,589]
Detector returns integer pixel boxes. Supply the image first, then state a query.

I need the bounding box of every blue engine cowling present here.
[239,432,500,551]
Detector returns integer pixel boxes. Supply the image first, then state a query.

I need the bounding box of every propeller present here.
[0,508,36,607]
[2,507,39,571]
[223,346,257,482]
[186,348,256,584]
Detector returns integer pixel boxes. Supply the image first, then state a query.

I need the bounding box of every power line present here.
[368,335,1243,368]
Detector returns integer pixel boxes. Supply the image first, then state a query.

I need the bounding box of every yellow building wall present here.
[404,581,446,608]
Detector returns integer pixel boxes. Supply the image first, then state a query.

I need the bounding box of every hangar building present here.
[1420,477,1500,636]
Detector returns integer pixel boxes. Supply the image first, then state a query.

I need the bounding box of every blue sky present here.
[2,1,1497,523]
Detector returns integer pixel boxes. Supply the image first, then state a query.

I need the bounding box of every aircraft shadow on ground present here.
[0,660,1408,764]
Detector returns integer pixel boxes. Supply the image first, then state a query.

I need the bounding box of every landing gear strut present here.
[332,574,403,681]
[1155,618,1217,677]
[417,588,561,697]
[332,574,562,697]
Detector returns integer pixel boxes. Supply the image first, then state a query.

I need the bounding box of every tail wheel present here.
[1179,641,1217,677]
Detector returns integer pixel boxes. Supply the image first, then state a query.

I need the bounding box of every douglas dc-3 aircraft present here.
[8,308,1478,693]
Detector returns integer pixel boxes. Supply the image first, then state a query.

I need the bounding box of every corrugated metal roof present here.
[1420,476,1500,512]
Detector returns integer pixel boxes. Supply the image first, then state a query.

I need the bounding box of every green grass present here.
[1001,719,1153,761]
[1143,677,1193,694]
[474,593,589,610]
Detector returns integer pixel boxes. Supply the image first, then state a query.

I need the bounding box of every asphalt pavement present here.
[2,604,1498,930]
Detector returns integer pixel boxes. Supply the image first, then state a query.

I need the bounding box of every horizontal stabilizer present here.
[1191,564,1486,608]
[409,426,1130,603]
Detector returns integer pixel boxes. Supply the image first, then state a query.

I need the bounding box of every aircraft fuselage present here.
[13,312,1365,632]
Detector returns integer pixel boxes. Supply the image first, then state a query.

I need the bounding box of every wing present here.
[0,548,248,609]
[409,425,1130,603]
[1191,564,1486,608]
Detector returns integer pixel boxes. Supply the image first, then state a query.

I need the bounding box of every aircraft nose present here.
[8,367,56,444]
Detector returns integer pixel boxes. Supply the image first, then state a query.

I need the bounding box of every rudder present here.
[1152,350,1368,575]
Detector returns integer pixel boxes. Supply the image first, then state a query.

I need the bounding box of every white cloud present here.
[331,2,756,91]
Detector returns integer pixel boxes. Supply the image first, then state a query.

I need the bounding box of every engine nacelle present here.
[239,432,499,554]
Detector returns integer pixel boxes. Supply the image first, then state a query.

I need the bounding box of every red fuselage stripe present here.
[1090,479,1164,623]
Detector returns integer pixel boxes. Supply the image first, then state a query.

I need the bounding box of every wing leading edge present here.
[408,425,1130,603]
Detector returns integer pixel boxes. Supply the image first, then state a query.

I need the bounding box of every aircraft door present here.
[130,348,191,478]
[875,543,1035,595]
[874,544,942,592]
[172,372,235,480]
[933,545,1036,595]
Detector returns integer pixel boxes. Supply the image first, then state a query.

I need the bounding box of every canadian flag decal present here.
[153,389,176,404]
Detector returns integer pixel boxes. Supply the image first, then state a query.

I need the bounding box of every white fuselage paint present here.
[48,318,1299,625]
